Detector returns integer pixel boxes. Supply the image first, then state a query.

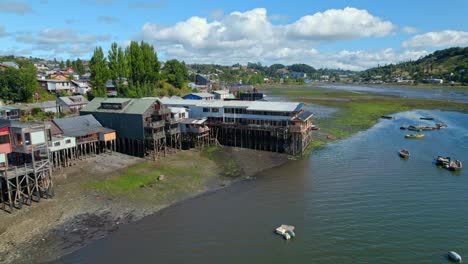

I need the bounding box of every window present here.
[54,141,61,147]
[203,108,210,112]
[65,139,71,144]
[0,135,9,144]
[16,133,22,144]
[24,133,31,145]
[212,108,219,113]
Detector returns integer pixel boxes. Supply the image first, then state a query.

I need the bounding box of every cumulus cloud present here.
[403,30,468,48]
[402,26,418,34]
[269,14,288,21]
[97,15,119,24]
[0,0,32,14]
[286,7,394,40]
[133,7,402,69]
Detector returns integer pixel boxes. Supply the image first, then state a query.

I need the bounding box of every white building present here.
[38,79,73,93]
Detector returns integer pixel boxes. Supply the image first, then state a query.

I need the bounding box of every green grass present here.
[266,86,468,151]
[87,157,208,201]
[202,145,241,177]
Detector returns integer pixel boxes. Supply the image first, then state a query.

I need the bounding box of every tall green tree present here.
[108,42,128,96]
[126,41,145,96]
[89,47,109,97]
[66,59,71,68]
[163,59,188,89]
[0,60,38,102]
[72,58,85,75]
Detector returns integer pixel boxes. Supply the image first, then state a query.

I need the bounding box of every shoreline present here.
[0,147,289,264]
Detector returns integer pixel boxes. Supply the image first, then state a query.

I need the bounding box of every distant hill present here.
[362,47,468,84]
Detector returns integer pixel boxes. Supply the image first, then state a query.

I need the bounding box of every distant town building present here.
[212,90,231,100]
[195,74,209,86]
[38,79,73,94]
[423,78,444,84]
[290,72,307,79]
[182,92,215,100]
[0,61,19,70]
[0,106,20,120]
[56,95,89,113]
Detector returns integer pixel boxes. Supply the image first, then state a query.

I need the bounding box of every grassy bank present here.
[266,86,468,152]
[87,150,219,202]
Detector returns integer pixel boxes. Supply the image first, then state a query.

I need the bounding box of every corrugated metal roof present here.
[158,97,303,112]
[57,95,89,106]
[179,118,207,125]
[184,92,214,98]
[297,111,314,121]
[53,115,114,137]
[81,97,156,115]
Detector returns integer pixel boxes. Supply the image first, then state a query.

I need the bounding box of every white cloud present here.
[285,7,394,40]
[403,30,468,48]
[402,26,418,34]
[269,14,288,21]
[133,7,401,69]
[0,0,32,14]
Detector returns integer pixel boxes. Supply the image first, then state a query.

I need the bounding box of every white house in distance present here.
[212,90,232,100]
[38,79,73,94]
[56,95,89,113]
[71,80,91,94]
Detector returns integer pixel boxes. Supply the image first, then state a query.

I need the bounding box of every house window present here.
[24,133,31,145]
[212,108,219,113]
[65,139,71,144]
[0,135,9,144]
[54,141,61,147]
[203,108,210,112]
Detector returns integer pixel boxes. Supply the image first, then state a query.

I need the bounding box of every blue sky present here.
[0,0,467,70]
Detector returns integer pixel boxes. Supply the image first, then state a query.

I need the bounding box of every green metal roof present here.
[81,97,156,115]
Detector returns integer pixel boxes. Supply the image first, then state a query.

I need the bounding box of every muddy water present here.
[60,110,468,264]
[320,84,468,103]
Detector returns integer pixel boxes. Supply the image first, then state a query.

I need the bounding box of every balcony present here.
[145,120,166,128]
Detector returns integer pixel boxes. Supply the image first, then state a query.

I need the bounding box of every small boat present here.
[408,125,422,132]
[436,156,451,166]
[400,126,407,130]
[399,149,410,158]
[420,117,434,120]
[421,126,434,131]
[435,123,448,128]
[449,160,463,171]
[448,251,462,263]
[381,115,394,120]
[405,134,424,139]
[275,225,295,240]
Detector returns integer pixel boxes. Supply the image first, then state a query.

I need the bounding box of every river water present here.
[60,109,467,263]
[319,84,468,103]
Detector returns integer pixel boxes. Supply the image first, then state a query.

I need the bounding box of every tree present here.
[66,59,71,68]
[126,41,145,96]
[59,60,65,69]
[108,42,128,96]
[0,60,38,102]
[163,59,188,89]
[72,58,85,75]
[89,47,109,97]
